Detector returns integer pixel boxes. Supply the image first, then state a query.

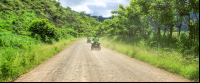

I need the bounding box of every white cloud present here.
[57,0,130,17]
[71,5,93,14]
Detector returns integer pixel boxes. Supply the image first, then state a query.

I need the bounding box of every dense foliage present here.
[97,0,199,56]
[28,19,60,42]
[0,0,101,37]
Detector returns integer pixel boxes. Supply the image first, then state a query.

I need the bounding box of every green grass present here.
[0,32,84,82]
[100,35,199,82]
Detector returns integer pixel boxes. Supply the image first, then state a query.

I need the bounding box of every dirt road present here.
[14,39,191,82]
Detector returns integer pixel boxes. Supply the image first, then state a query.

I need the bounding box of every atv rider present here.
[92,35,99,43]
[87,36,91,40]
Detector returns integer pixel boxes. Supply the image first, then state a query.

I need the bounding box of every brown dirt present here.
[14,39,191,82]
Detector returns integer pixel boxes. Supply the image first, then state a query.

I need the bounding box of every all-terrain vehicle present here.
[87,39,91,43]
[91,42,101,50]
[87,37,91,43]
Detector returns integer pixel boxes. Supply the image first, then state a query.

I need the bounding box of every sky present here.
[56,0,130,17]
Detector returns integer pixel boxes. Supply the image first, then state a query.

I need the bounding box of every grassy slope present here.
[0,31,85,82]
[100,36,199,82]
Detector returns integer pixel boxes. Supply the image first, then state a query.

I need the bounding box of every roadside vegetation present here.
[100,31,198,82]
[97,0,199,82]
[0,31,84,82]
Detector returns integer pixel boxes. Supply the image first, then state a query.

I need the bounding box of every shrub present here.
[27,19,60,42]
[65,28,78,37]
[0,28,7,32]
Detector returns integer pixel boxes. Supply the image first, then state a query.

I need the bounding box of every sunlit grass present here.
[0,32,84,82]
[100,36,199,82]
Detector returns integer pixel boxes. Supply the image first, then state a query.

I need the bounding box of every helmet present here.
[94,35,97,37]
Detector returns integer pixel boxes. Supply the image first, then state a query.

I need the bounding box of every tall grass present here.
[0,31,84,82]
[100,31,199,82]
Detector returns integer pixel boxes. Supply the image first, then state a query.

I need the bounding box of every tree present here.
[28,19,60,41]
[65,6,71,11]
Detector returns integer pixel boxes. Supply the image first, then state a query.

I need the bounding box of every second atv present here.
[87,36,91,43]
[87,39,91,43]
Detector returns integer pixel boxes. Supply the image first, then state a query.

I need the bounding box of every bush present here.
[65,28,78,37]
[27,19,60,42]
[0,28,7,32]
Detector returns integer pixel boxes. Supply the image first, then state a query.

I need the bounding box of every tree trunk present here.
[169,24,174,39]
[158,26,161,35]
[178,23,182,36]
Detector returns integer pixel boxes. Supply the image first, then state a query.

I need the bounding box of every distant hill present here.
[86,14,112,22]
